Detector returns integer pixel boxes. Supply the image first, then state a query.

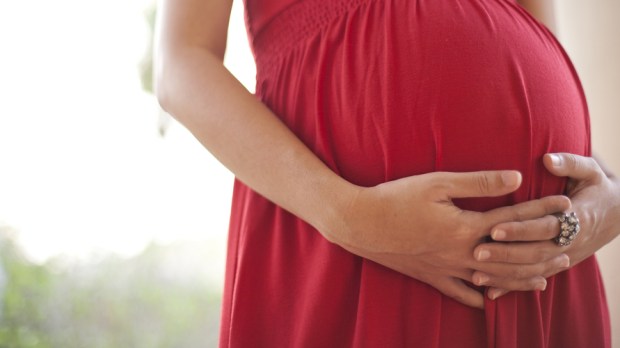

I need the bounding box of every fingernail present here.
[536,280,547,291]
[476,273,490,286]
[550,154,562,167]
[488,289,502,300]
[560,254,570,268]
[501,171,520,187]
[492,229,506,240]
[477,249,491,261]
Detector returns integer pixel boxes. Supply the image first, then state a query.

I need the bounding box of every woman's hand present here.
[471,153,620,299]
[323,170,570,309]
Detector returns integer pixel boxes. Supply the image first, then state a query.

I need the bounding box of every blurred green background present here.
[0,225,221,348]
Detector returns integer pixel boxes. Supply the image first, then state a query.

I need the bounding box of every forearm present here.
[156,46,355,238]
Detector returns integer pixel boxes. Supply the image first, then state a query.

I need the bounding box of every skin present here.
[477,1,620,300]
[476,154,620,299]
[155,0,620,308]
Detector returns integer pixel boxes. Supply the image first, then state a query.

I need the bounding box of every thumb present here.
[440,170,522,199]
[543,153,603,181]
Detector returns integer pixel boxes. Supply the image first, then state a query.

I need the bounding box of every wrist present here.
[313,177,363,247]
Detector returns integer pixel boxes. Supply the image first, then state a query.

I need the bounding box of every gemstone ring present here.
[555,212,580,247]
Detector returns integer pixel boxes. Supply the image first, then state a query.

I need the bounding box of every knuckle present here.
[588,158,605,181]
[558,195,572,210]
[571,155,602,181]
[429,173,449,191]
[522,221,538,238]
[512,207,526,222]
[546,218,560,238]
[517,246,539,263]
[545,196,570,214]
[511,265,530,279]
[512,207,525,221]
[503,206,526,222]
[587,157,601,171]
[565,153,579,169]
[498,247,513,262]
[476,173,492,194]
[534,249,550,263]
[501,224,519,240]
[575,158,588,174]
[455,222,475,240]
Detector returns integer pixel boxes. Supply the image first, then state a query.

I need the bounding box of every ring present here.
[555,212,580,246]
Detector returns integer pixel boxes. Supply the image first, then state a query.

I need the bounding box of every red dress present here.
[220,0,611,347]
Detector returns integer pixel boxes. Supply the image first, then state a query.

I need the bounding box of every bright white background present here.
[0,0,254,288]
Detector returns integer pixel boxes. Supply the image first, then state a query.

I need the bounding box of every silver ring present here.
[555,212,580,246]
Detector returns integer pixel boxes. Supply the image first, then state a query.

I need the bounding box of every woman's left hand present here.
[470,153,620,299]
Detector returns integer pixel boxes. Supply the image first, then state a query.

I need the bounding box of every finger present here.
[439,170,522,199]
[490,215,560,242]
[484,195,570,228]
[474,241,567,264]
[487,288,510,300]
[544,153,604,182]
[473,254,570,283]
[469,195,570,239]
[473,271,547,292]
[433,277,484,309]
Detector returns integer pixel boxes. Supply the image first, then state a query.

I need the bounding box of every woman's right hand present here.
[322,170,570,309]
[156,1,569,310]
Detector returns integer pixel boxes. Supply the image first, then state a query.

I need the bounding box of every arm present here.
[156,0,571,308]
[518,0,557,33]
[155,0,353,237]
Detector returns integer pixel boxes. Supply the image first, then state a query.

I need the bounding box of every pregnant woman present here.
[156,0,620,347]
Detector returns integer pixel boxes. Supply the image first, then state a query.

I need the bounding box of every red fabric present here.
[220,0,612,347]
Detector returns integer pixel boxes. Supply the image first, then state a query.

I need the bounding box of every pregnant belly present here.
[256,0,590,207]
